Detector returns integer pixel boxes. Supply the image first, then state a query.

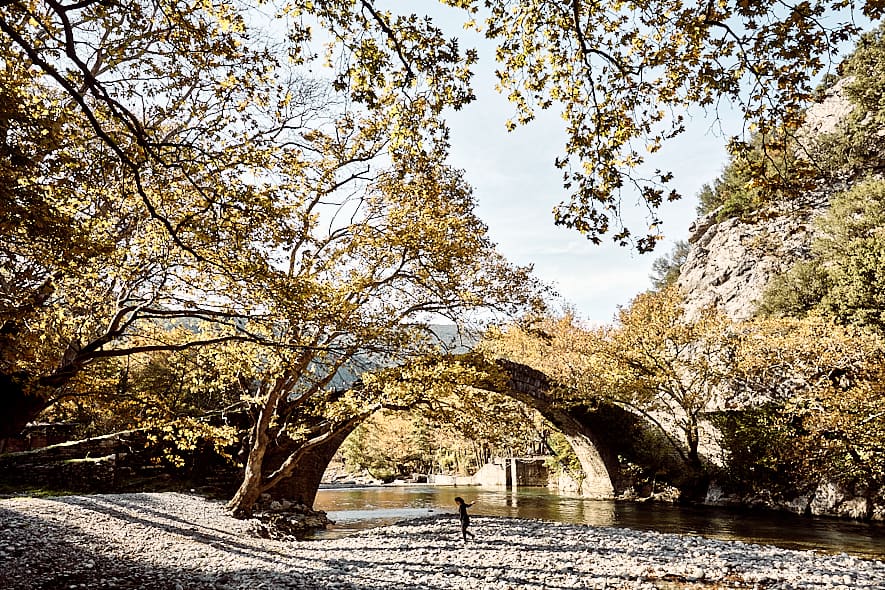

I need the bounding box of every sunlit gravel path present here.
[1,492,883,589]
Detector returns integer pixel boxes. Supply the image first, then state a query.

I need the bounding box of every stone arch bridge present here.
[269,358,659,507]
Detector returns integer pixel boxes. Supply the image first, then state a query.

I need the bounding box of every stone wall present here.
[471,461,508,487]
[1,423,80,454]
[0,431,143,492]
[427,473,479,486]
[0,429,240,495]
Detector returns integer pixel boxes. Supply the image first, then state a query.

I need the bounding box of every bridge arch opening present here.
[264,359,619,508]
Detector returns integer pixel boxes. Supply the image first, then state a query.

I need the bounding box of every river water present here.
[310,485,885,560]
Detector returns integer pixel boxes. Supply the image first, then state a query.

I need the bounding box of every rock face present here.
[677,76,855,322]
[681,195,885,520]
[677,196,840,326]
[673,78,885,520]
[677,204,823,321]
[802,76,856,137]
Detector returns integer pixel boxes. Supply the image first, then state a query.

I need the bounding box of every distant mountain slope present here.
[327,324,476,388]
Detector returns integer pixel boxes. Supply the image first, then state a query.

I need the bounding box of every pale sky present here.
[435,12,737,325]
[428,3,875,326]
[452,115,725,323]
[448,104,731,326]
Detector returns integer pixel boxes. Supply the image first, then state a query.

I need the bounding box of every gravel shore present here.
[1,492,883,589]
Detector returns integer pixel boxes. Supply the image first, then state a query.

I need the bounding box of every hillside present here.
[676,68,867,320]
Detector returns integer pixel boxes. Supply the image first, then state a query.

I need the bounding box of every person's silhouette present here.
[454,496,475,542]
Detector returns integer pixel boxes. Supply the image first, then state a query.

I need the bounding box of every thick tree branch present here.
[359,0,415,84]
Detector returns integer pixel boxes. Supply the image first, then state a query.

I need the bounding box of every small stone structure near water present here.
[429,456,550,488]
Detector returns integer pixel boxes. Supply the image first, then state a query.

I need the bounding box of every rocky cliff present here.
[677,191,885,519]
[670,77,885,520]
[676,78,854,320]
[677,202,823,321]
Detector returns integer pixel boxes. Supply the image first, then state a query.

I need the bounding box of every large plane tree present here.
[2,0,882,512]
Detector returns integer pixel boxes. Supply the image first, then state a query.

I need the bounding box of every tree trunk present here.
[226,409,274,516]
[0,374,50,440]
[226,379,290,516]
[264,424,358,507]
[227,417,362,515]
[686,419,703,470]
[227,443,266,517]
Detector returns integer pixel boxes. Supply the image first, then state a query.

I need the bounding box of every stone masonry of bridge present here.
[493,359,618,498]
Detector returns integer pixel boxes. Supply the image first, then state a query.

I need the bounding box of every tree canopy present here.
[759,178,885,329]
[2,1,882,253]
[695,22,885,222]
[0,0,545,472]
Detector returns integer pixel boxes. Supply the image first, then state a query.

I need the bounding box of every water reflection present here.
[310,485,885,560]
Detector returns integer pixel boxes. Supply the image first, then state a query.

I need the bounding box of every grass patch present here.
[0,484,82,499]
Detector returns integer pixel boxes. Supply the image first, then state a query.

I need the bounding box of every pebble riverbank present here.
[1,492,883,589]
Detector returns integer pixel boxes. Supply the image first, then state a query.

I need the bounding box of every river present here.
[309,485,885,560]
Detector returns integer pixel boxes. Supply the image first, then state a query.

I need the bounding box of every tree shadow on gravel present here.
[0,506,273,590]
[4,503,881,590]
[295,517,607,590]
[0,504,732,590]
[0,501,334,590]
[310,516,885,590]
[41,494,291,561]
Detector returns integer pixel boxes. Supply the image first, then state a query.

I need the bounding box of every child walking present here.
[454,496,475,542]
